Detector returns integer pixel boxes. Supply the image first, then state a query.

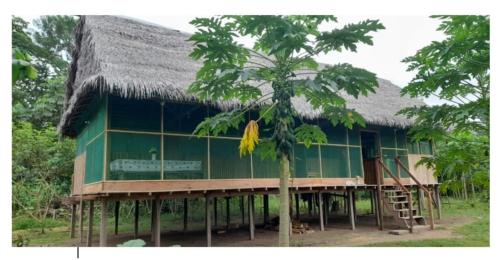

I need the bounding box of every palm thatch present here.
[59,15,424,137]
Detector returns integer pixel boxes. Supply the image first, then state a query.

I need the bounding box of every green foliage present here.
[192,109,245,136]
[117,239,146,247]
[12,48,38,84]
[294,124,327,148]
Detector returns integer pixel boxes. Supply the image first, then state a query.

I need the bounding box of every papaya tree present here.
[188,15,384,246]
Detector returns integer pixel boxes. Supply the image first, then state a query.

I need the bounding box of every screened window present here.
[419,141,433,155]
[319,120,347,144]
[380,128,396,148]
[107,132,162,180]
[85,134,104,184]
[381,148,397,178]
[164,103,207,134]
[349,147,363,178]
[164,135,208,179]
[407,138,420,154]
[397,150,410,178]
[294,144,320,178]
[321,145,348,178]
[108,95,161,132]
[348,127,361,146]
[396,130,407,149]
[210,138,251,179]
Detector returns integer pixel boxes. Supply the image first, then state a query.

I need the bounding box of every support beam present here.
[183,198,188,232]
[248,195,255,240]
[154,198,161,247]
[114,201,120,235]
[213,197,218,228]
[323,193,328,225]
[70,204,77,238]
[373,189,381,227]
[352,191,357,219]
[434,185,442,220]
[86,200,94,247]
[370,190,374,215]
[99,199,107,247]
[240,196,245,224]
[205,196,212,247]
[151,199,156,242]
[79,201,85,243]
[295,193,300,220]
[307,195,312,216]
[318,192,324,231]
[417,188,423,215]
[375,158,384,230]
[348,190,355,230]
[134,200,139,238]
[226,197,230,229]
[263,194,269,224]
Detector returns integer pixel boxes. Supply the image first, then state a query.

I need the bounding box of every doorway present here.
[361,131,380,185]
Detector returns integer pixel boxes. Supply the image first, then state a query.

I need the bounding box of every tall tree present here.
[399,16,489,191]
[188,15,383,246]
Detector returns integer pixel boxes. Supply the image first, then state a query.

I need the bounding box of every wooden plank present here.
[114,201,120,235]
[318,192,324,231]
[86,200,94,247]
[154,198,161,247]
[99,199,107,247]
[134,200,139,238]
[205,196,212,247]
[248,195,255,240]
[70,204,77,238]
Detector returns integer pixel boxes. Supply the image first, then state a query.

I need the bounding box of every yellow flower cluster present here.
[239,120,259,157]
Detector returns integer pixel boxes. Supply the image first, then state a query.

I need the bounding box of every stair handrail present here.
[395,157,435,230]
[376,157,414,233]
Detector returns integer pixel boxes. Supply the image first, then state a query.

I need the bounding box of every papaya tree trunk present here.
[279,154,290,247]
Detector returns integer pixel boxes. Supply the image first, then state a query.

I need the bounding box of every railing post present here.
[407,192,414,233]
[375,157,384,230]
[427,191,435,230]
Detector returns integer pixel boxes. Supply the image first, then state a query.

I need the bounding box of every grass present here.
[12,195,489,247]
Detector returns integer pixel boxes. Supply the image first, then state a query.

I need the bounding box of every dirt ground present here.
[63,213,473,247]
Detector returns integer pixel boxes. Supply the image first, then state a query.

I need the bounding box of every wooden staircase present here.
[382,188,426,229]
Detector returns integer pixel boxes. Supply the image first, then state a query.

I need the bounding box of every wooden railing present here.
[395,157,435,230]
[375,156,414,233]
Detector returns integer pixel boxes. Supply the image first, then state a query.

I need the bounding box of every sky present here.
[22,15,447,105]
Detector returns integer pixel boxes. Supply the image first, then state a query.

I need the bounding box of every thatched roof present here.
[59,15,425,137]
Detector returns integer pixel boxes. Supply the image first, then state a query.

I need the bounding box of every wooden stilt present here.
[370,190,374,215]
[348,190,355,230]
[86,200,94,247]
[373,189,381,227]
[434,185,442,220]
[324,193,328,225]
[183,198,188,232]
[318,192,324,231]
[151,199,156,242]
[213,197,218,228]
[375,157,384,230]
[307,195,312,216]
[248,195,255,240]
[417,188,423,215]
[240,196,245,224]
[154,198,161,247]
[352,190,357,219]
[226,197,230,229]
[114,201,120,235]
[312,194,317,216]
[295,193,300,220]
[79,201,85,243]
[263,194,269,224]
[134,200,139,238]
[99,199,107,247]
[70,204,77,238]
[205,196,212,247]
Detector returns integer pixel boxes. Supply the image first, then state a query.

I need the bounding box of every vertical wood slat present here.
[86,200,94,247]
[99,199,107,247]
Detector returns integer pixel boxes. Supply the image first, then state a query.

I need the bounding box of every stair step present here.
[401,215,424,220]
[387,195,407,199]
[389,200,408,204]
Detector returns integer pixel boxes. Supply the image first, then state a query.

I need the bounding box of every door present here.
[361,131,381,185]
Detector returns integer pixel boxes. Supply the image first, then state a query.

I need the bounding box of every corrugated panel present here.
[321,145,349,178]
[164,135,208,179]
[107,132,162,180]
[210,138,251,179]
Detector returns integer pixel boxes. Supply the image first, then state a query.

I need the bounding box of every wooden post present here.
[134,200,139,238]
[99,199,107,247]
[240,196,245,224]
[307,195,312,216]
[114,201,120,235]
[369,190,374,215]
[86,200,94,247]
[318,192,324,231]
[427,191,435,230]
[154,198,161,247]
[417,188,423,215]
[407,192,414,233]
[205,196,212,247]
[79,201,85,243]
[248,195,255,240]
[348,189,355,230]
[70,204,77,238]
[312,194,317,216]
[373,190,380,227]
[434,185,442,220]
[352,191,357,219]
[323,193,328,225]
[183,198,188,232]
[295,193,300,220]
[375,157,384,230]
[226,197,230,229]
[151,199,156,242]
[213,197,218,228]
[263,194,269,224]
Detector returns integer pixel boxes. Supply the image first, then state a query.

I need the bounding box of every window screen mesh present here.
[164,135,208,179]
[85,134,104,184]
[381,148,397,178]
[320,121,347,144]
[321,145,349,178]
[419,141,433,155]
[164,103,207,134]
[294,144,320,178]
[396,130,407,149]
[210,138,251,179]
[397,150,410,178]
[348,127,361,146]
[380,128,396,148]
[107,132,162,180]
[252,145,280,178]
[349,147,363,178]
[108,95,161,132]
[76,128,88,156]
[408,139,419,154]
